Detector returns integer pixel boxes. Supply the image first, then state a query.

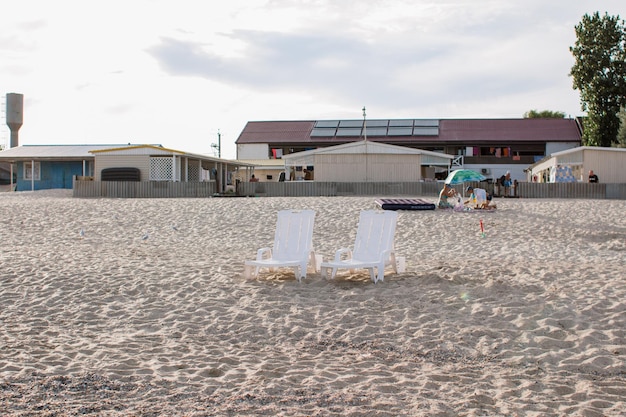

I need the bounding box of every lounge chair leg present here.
[367,268,376,283]
[390,254,398,274]
[378,263,386,283]
[320,266,335,280]
[243,265,255,280]
[330,267,338,280]
[293,266,301,282]
[314,254,323,272]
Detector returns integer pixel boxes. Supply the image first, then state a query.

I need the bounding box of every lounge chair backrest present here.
[272,209,316,261]
[352,210,398,261]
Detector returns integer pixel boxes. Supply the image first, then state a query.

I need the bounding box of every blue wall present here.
[16,161,85,191]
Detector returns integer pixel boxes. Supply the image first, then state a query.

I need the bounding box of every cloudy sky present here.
[1,0,623,159]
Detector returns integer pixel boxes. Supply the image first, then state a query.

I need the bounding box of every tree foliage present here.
[570,12,626,147]
[523,110,566,118]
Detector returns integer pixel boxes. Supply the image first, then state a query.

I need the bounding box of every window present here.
[24,162,41,180]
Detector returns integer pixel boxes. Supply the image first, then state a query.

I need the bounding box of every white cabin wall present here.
[237,144,269,159]
[94,155,149,181]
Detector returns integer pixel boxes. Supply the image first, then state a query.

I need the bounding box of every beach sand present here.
[1,190,625,416]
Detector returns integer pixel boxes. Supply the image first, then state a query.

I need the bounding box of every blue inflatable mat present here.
[375,198,436,211]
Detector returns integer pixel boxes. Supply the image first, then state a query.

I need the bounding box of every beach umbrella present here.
[444,169,486,198]
[444,169,486,185]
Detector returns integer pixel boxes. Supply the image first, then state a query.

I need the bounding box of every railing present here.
[463,155,536,165]
[73,179,217,198]
[451,155,464,167]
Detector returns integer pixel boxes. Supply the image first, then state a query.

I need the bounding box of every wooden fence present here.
[238,181,626,199]
[73,179,626,200]
[73,179,217,198]
[237,181,444,197]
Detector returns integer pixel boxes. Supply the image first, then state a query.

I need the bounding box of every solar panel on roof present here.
[315,120,339,128]
[388,127,413,135]
[413,127,439,136]
[414,119,439,127]
[365,120,389,127]
[336,128,362,136]
[310,128,337,137]
[308,118,440,139]
[339,120,364,128]
[389,119,414,127]
[364,127,388,136]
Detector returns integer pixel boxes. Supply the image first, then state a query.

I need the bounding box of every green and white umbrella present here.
[444,169,486,185]
[444,169,486,198]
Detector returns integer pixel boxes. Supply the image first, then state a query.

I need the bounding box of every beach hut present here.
[528,146,626,183]
[90,144,254,193]
[281,140,453,182]
[0,144,127,191]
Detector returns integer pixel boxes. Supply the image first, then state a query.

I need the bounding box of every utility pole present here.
[211,130,221,158]
[362,106,368,181]
[362,106,367,141]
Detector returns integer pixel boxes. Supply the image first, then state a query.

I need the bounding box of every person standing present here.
[496,171,512,196]
[588,170,599,183]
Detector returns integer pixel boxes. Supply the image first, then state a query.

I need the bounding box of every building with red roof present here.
[235,118,582,182]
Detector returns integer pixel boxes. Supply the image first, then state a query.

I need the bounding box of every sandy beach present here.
[0,190,625,416]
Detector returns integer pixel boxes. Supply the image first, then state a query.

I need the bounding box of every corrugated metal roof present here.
[90,144,185,156]
[92,145,255,167]
[0,144,131,160]
[283,140,450,157]
[0,144,255,167]
[551,145,626,157]
[282,140,453,167]
[529,146,626,170]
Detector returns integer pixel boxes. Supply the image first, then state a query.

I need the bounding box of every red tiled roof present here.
[236,121,315,144]
[235,118,582,145]
[438,119,582,142]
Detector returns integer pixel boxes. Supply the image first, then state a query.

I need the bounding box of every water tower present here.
[6,93,24,148]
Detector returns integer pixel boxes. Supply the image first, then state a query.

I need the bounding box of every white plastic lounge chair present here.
[321,210,401,283]
[244,209,318,282]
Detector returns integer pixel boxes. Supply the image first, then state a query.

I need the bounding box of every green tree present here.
[523,109,566,118]
[570,12,626,147]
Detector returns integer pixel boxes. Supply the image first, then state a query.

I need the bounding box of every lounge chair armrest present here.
[333,248,352,262]
[381,249,395,262]
[256,247,272,260]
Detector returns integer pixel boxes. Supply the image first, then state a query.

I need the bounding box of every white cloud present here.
[1,0,623,157]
